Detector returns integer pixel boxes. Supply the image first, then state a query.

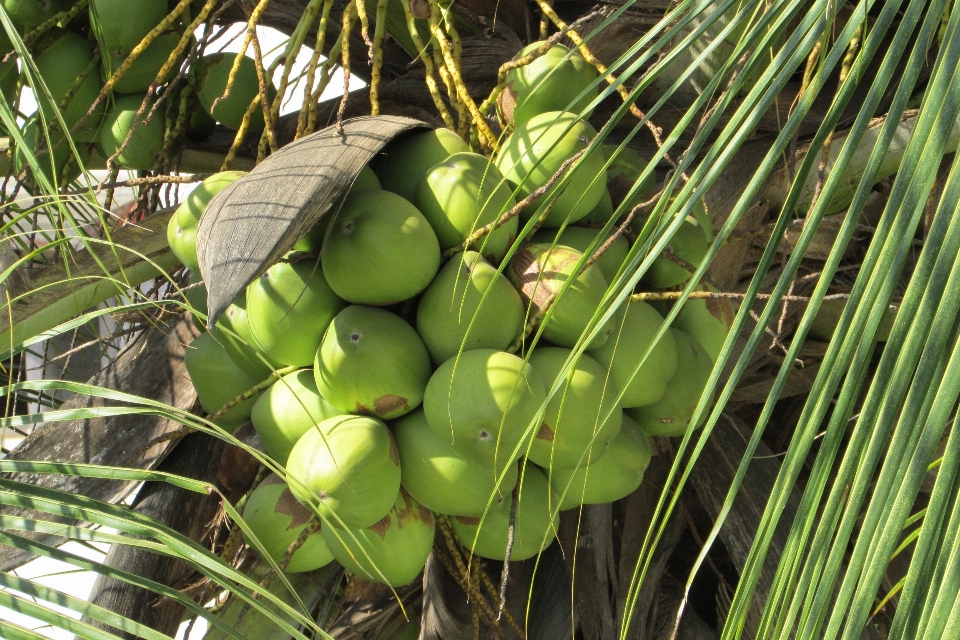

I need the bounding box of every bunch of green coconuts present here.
[166,42,733,587]
[5,0,271,184]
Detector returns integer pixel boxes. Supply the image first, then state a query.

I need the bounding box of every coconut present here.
[508,243,614,349]
[526,347,622,470]
[98,93,166,170]
[416,251,525,365]
[423,349,546,469]
[375,128,469,201]
[183,273,207,333]
[451,463,558,561]
[15,117,90,187]
[216,294,279,379]
[495,111,605,227]
[576,187,615,226]
[108,31,179,93]
[393,409,518,517]
[251,369,343,465]
[588,300,678,408]
[414,152,518,264]
[197,52,275,130]
[672,287,736,363]
[604,144,657,215]
[314,305,431,420]
[186,106,217,142]
[184,331,267,431]
[292,166,381,254]
[33,30,104,141]
[246,259,346,367]
[533,226,629,285]
[241,474,335,573]
[286,414,401,529]
[548,413,651,510]
[167,171,246,272]
[321,488,435,586]
[498,42,599,126]
[90,0,168,54]
[644,200,712,288]
[320,190,440,305]
[627,329,713,437]
[3,0,59,27]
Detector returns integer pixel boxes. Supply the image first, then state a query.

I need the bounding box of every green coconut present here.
[186,106,217,142]
[393,409,518,517]
[548,413,651,510]
[167,171,246,272]
[576,187,615,226]
[644,200,712,288]
[287,414,401,529]
[321,488,435,587]
[293,166,381,254]
[498,42,599,126]
[414,152,518,264]
[251,369,343,465]
[108,31,179,93]
[604,144,657,215]
[672,287,736,363]
[321,189,440,305]
[184,331,267,431]
[246,259,346,367]
[91,0,168,53]
[423,349,546,469]
[33,30,104,141]
[241,474,335,573]
[375,128,469,201]
[508,243,614,349]
[526,347,622,470]
[183,273,207,332]
[3,0,59,27]
[98,93,166,170]
[198,52,275,130]
[416,251,525,365]
[15,117,90,187]
[588,300,678,408]
[533,226,629,285]
[627,329,713,437]
[451,463,558,561]
[314,305,431,419]
[495,111,605,227]
[216,294,280,379]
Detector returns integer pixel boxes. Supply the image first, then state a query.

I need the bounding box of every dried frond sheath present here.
[369,0,389,115]
[296,0,335,138]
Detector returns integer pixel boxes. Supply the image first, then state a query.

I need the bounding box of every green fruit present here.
[292,166,381,253]
[526,347,622,470]
[15,116,90,187]
[414,152,518,264]
[216,295,278,379]
[241,474,335,573]
[604,144,656,214]
[672,287,736,363]
[198,52,275,130]
[98,93,166,170]
[588,300,678,408]
[314,305,431,419]
[576,187,614,226]
[184,331,266,431]
[422,349,546,469]
[286,414,401,529]
[393,409,518,517]
[108,31,179,93]
[33,30,104,141]
[3,0,59,27]
[627,329,713,437]
[498,42,598,126]
[91,0,168,53]
[251,369,343,465]
[186,106,217,142]
[183,272,207,332]
[416,251,525,365]
[508,243,614,349]
[451,464,558,561]
[495,111,605,227]
[246,259,346,367]
[375,128,469,201]
[533,226,629,285]
[644,200,712,288]
[548,413,651,510]
[321,190,441,305]
[167,171,246,272]
[321,488,435,587]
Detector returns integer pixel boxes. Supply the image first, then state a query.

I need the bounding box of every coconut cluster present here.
[6,0,276,186]
[175,44,734,587]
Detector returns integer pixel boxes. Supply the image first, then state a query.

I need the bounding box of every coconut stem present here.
[295,0,334,139]
[22,0,88,46]
[497,484,519,620]
[629,290,851,303]
[209,365,297,421]
[308,33,344,132]
[401,0,455,130]
[337,0,358,135]
[247,32,278,161]
[269,0,324,130]
[213,0,272,114]
[369,0,389,115]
